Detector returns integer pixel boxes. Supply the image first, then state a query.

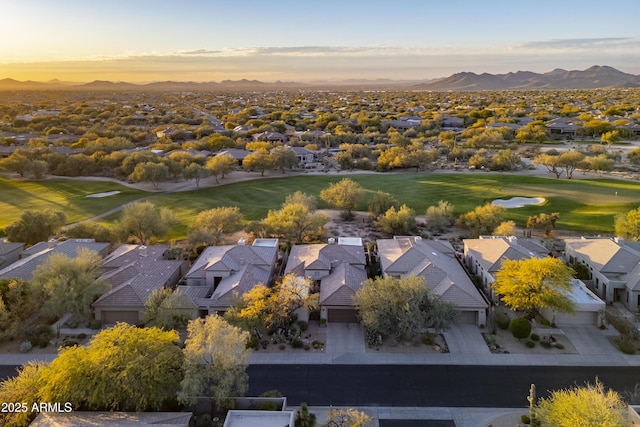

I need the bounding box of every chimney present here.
[138,245,148,257]
[328,238,336,245]
[238,238,246,246]
[47,239,57,249]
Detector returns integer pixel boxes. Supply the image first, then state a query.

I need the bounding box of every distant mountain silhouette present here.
[1,66,638,91]
[417,65,640,90]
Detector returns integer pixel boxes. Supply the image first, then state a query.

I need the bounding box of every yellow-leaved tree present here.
[493,257,575,319]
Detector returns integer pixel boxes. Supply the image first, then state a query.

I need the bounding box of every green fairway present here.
[150,173,640,238]
[0,178,148,230]
[2,173,639,240]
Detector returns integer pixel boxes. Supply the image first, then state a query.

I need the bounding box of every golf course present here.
[1,173,639,238]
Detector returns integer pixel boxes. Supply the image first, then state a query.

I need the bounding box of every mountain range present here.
[0,66,638,91]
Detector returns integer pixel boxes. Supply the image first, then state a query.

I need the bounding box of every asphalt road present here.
[246,365,640,407]
[2,364,638,408]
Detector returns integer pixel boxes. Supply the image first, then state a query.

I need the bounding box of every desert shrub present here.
[255,401,279,411]
[259,389,282,397]
[530,333,540,341]
[526,340,535,348]
[619,340,636,355]
[496,311,511,330]
[19,340,32,353]
[422,332,435,345]
[297,320,308,332]
[521,414,531,424]
[312,340,324,350]
[246,335,259,350]
[540,318,550,326]
[195,414,212,427]
[510,317,532,340]
[304,344,310,351]
[555,343,564,350]
[291,338,304,348]
[25,324,53,348]
[89,320,101,330]
[77,333,87,340]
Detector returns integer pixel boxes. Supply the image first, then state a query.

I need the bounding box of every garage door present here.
[554,311,597,326]
[456,310,477,324]
[327,309,359,323]
[102,311,139,325]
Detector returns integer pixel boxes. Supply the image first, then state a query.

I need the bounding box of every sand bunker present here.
[492,197,545,208]
[85,191,121,198]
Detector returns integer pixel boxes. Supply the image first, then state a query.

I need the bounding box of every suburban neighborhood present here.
[2,70,640,426]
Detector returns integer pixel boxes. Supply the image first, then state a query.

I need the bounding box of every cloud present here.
[515,37,637,50]
[180,49,221,55]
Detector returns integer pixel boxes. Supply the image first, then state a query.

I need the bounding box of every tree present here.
[270,146,299,173]
[284,191,318,211]
[188,206,244,246]
[601,130,622,148]
[493,257,575,318]
[31,248,108,321]
[628,147,640,165]
[65,220,115,243]
[4,208,67,246]
[586,154,615,177]
[118,201,176,244]
[206,153,237,183]
[225,275,317,331]
[320,178,365,219]
[615,207,640,241]
[243,149,275,176]
[425,200,455,233]
[0,361,47,427]
[377,204,416,235]
[526,212,560,237]
[178,315,251,408]
[322,408,372,427]
[458,203,506,238]
[0,279,35,342]
[128,161,169,189]
[296,402,317,427]
[183,163,210,188]
[38,323,183,412]
[536,379,629,427]
[263,203,328,244]
[533,153,565,179]
[353,275,458,340]
[490,149,520,171]
[367,191,399,219]
[493,220,517,236]
[557,151,584,179]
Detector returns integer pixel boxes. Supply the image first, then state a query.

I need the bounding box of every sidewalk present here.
[2,323,638,367]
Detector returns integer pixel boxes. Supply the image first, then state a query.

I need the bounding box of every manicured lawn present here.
[0,178,147,230]
[2,173,639,240]
[151,173,640,238]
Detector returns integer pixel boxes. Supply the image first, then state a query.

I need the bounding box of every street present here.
[246,364,640,407]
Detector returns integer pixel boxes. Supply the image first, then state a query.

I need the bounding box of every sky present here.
[1,0,639,83]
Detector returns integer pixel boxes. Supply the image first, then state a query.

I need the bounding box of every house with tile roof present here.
[463,235,549,295]
[0,239,110,281]
[465,236,605,325]
[92,245,189,325]
[179,239,279,315]
[284,237,366,322]
[378,236,488,325]
[565,237,640,311]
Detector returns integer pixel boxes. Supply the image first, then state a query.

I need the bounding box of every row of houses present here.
[3,233,636,327]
